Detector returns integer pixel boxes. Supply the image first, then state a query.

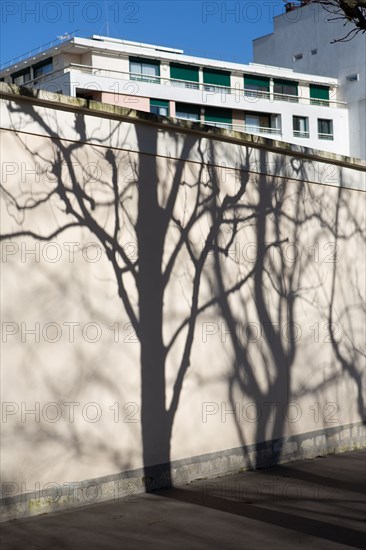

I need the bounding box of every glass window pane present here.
[130,61,141,74]
[33,60,53,78]
[142,63,158,76]
[245,115,259,127]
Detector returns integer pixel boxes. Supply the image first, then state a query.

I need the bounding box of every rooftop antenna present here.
[101,0,110,37]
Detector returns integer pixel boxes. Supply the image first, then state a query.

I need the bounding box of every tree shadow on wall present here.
[1,90,365,501]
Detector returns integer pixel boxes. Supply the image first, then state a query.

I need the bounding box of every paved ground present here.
[1,450,365,549]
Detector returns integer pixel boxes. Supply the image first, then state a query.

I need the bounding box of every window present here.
[175,103,200,121]
[310,84,329,105]
[129,57,160,83]
[293,116,309,138]
[203,68,230,94]
[170,63,199,89]
[244,112,281,135]
[318,119,333,140]
[204,106,232,129]
[11,68,31,85]
[244,75,270,98]
[346,73,359,82]
[150,99,169,116]
[274,79,298,102]
[311,49,318,55]
[76,89,101,101]
[33,58,53,79]
[293,53,303,61]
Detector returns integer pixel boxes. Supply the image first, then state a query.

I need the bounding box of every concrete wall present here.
[0,84,365,520]
[100,91,150,112]
[253,3,366,160]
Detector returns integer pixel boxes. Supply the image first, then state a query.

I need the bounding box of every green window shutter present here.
[170,63,199,82]
[150,98,169,116]
[310,84,329,100]
[244,75,270,91]
[176,103,200,116]
[204,107,232,124]
[203,68,230,87]
[274,79,298,95]
[150,99,169,108]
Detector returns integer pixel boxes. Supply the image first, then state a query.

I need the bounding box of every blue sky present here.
[0,1,284,67]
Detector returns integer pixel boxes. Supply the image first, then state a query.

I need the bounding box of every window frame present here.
[244,75,270,99]
[175,103,200,121]
[203,68,231,94]
[274,79,298,102]
[170,63,199,89]
[150,98,169,117]
[204,106,232,129]
[293,116,309,138]
[310,84,330,106]
[244,112,281,135]
[318,118,334,140]
[11,67,31,85]
[33,58,53,79]
[129,57,160,84]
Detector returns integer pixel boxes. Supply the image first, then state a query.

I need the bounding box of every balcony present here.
[18,63,346,109]
[204,120,282,137]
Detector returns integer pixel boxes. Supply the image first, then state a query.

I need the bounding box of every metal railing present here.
[311,99,331,107]
[203,120,282,136]
[293,130,310,138]
[273,92,299,103]
[130,74,161,84]
[9,62,346,108]
[243,124,281,135]
[0,31,78,72]
[318,133,334,140]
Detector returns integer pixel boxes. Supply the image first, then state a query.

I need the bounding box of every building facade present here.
[0,29,352,157]
[253,1,366,160]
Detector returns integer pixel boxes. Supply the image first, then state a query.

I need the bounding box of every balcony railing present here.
[293,130,310,138]
[273,92,299,103]
[244,89,270,100]
[318,133,334,140]
[0,31,78,72]
[204,84,231,94]
[311,99,330,107]
[130,73,161,84]
[243,124,281,135]
[14,63,346,108]
[203,120,282,136]
[172,78,199,90]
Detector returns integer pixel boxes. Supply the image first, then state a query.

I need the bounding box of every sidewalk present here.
[1,449,365,549]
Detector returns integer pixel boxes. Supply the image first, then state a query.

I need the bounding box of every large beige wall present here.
[0,87,365,502]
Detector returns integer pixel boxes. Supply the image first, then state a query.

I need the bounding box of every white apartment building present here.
[253,1,366,160]
[0,9,359,157]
